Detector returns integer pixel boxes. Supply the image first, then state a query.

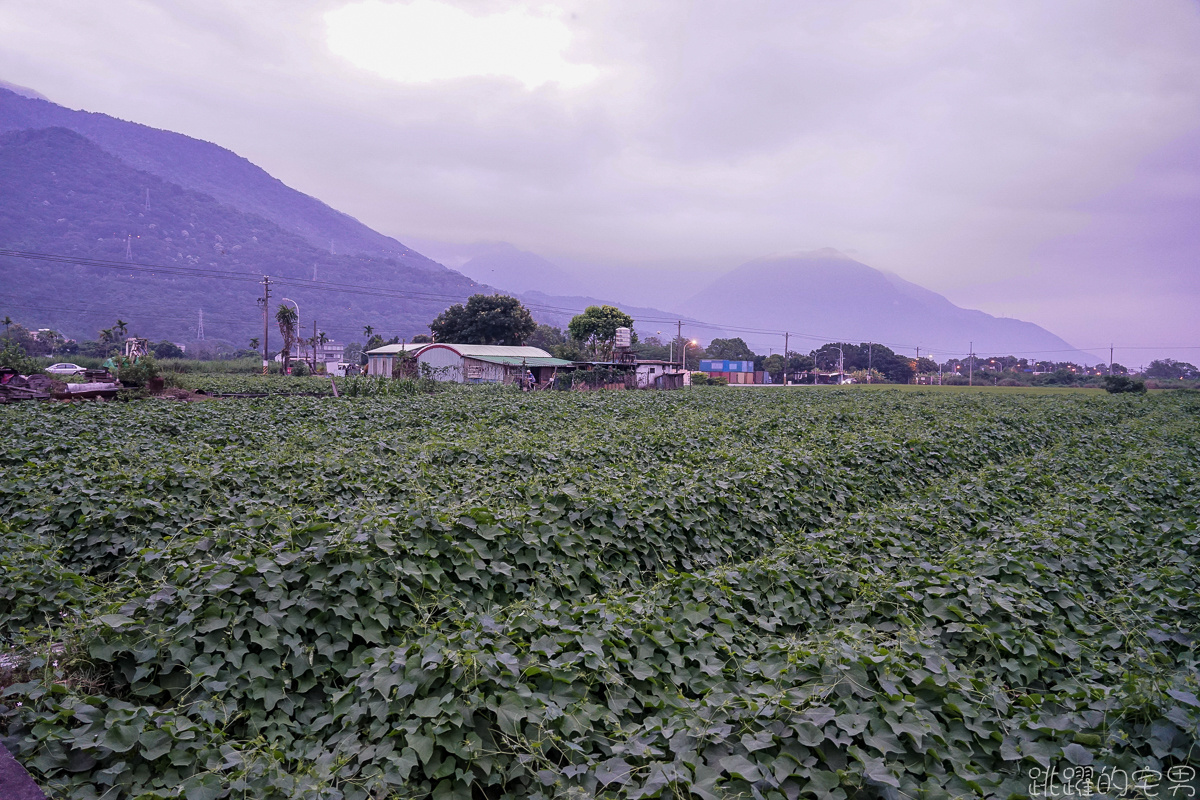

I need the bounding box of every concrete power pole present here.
[783,331,789,384]
[969,341,974,387]
[676,320,683,371]
[260,276,271,375]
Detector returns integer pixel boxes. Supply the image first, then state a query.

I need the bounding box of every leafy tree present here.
[786,353,815,373]
[430,294,536,346]
[1144,359,1200,380]
[275,304,298,375]
[0,339,42,375]
[812,342,914,383]
[567,305,634,360]
[1,324,40,358]
[915,357,939,374]
[411,334,433,344]
[528,324,568,351]
[153,340,185,359]
[365,334,386,352]
[249,337,259,352]
[704,337,756,361]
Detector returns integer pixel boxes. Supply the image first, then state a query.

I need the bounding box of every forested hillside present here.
[0,86,426,261]
[0,127,487,344]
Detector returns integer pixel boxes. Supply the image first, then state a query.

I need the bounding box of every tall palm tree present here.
[249,337,259,351]
[363,324,374,339]
[275,304,298,375]
[115,319,128,338]
[2,316,11,337]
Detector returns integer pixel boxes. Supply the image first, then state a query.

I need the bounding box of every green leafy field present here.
[1,389,1197,798]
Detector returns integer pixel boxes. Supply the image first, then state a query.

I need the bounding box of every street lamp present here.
[682,339,697,372]
[817,344,844,385]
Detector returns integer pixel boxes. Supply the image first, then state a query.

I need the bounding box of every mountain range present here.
[0,83,1097,362]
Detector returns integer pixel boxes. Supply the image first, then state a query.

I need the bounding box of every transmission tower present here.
[197,309,205,340]
[125,235,133,261]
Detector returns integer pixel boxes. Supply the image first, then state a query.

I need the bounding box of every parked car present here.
[45,363,87,375]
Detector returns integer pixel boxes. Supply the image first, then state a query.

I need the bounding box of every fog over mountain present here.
[688,250,1099,362]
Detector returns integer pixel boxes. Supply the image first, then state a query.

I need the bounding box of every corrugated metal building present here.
[417,344,574,384]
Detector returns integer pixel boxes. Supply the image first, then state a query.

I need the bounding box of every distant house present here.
[416,344,573,384]
[635,360,686,389]
[277,340,344,372]
[365,343,427,377]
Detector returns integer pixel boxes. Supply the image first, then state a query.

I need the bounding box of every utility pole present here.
[313,319,318,372]
[260,276,271,375]
[676,320,683,371]
[784,331,789,384]
[1109,344,1114,375]
[867,342,873,384]
[125,235,133,262]
[838,346,844,385]
[968,341,973,387]
[914,346,919,385]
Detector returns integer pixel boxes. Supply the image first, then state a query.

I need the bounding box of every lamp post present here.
[682,339,697,372]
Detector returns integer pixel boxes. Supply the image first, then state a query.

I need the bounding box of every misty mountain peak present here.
[0,80,48,101]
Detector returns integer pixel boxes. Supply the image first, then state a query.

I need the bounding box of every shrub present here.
[115,354,160,387]
[0,341,43,375]
[1103,374,1147,394]
[291,361,310,377]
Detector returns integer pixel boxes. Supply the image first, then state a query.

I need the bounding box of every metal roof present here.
[421,344,555,358]
[470,355,575,367]
[366,343,429,355]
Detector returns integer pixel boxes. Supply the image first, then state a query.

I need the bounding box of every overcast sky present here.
[2,0,1199,362]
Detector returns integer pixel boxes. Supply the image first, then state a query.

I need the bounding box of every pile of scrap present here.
[0,372,53,404]
[0,369,123,404]
[54,372,120,401]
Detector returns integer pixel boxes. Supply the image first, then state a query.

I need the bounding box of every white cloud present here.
[324,0,599,88]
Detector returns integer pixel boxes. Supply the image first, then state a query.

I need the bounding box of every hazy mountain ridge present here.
[688,252,1097,361]
[0,127,489,343]
[0,86,439,268]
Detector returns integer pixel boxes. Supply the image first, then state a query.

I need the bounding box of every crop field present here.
[1,388,1197,799]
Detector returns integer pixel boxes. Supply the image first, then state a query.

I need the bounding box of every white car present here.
[45,363,87,375]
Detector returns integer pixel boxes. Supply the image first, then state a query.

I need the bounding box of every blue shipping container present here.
[699,360,754,373]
